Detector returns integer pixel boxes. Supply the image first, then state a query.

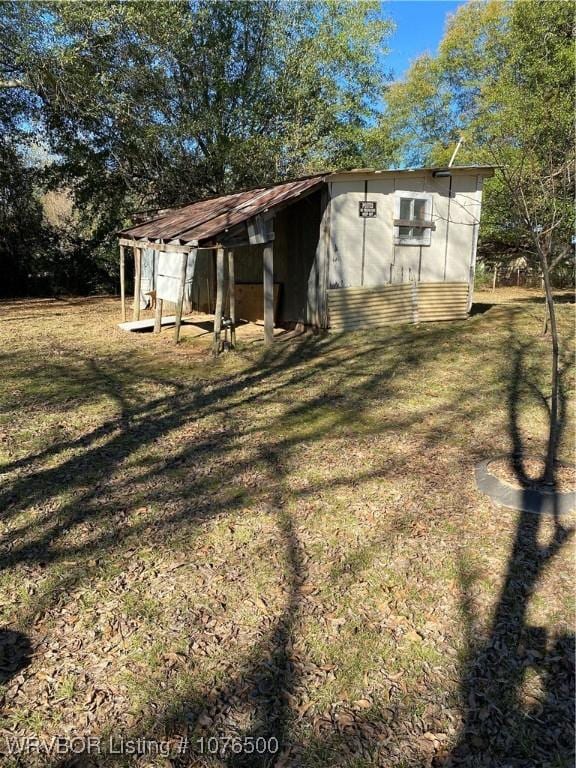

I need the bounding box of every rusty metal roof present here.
[119,173,327,245]
[118,164,495,246]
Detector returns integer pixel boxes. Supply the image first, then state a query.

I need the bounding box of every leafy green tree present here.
[3,0,393,211]
[0,142,45,296]
[381,0,574,480]
[1,0,394,293]
[380,0,573,274]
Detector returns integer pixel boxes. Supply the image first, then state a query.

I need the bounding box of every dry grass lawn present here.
[0,290,573,767]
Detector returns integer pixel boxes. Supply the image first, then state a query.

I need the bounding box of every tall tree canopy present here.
[2,1,392,215]
[0,0,394,293]
[381,0,574,271]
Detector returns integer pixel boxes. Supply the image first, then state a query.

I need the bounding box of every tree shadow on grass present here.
[1,316,480,764]
[449,332,574,766]
[0,629,32,685]
[0,302,573,767]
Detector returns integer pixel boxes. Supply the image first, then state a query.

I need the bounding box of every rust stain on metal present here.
[119,174,326,245]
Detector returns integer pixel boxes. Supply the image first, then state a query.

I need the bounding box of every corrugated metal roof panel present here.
[119,174,327,245]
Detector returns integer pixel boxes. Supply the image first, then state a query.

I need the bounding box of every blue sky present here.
[385,1,465,81]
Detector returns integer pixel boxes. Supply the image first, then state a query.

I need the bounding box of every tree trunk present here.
[539,248,559,485]
[541,301,549,336]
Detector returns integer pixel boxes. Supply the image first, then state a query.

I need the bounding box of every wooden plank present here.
[174,251,189,343]
[228,250,236,348]
[119,315,182,331]
[119,237,197,253]
[119,244,126,322]
[263,243,274,346]
[154,298,163,333]
[314,185,331,328]
[213,247,225,354]
[235,284,280,322]
[133,247,142,321]
[393,219,436,229]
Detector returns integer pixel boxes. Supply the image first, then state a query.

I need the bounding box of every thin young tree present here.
[494,148,573,483]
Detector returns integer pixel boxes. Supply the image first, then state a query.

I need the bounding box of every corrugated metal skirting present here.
[328,282,469,331]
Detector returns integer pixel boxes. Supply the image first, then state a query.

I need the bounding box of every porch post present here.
[227,250,236,348]
[213,247,225,354]
[133,246,142,321]
[174,250,190,343]
[263,242,274,346]
[119,243,126,322]
[154,298,163,333]
[153,248,163,333]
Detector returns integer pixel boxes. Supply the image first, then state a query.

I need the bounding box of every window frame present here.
[394,191,434,246]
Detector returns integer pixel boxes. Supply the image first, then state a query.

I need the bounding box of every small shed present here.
[117,165,493,349]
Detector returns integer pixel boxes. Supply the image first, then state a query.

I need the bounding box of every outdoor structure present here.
[117,165,494,349]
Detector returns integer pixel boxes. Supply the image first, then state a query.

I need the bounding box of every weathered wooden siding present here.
[229,191,322,325]
[328,282,469,331]
[328,173,484,293]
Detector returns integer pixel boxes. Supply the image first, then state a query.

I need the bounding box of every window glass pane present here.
[413,199,426,220]
[398,226,412,239]
[399,198,412,220]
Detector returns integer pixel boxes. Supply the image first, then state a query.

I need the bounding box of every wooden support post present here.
[133,246,142,321]
[228,250,236,348]
[153,247,162,333]
[316,185,331,329]
[213,247,225,355]
[174,251,189,343]
[263,242,274,346]
[119,244,126,321]
[154,299,163,333]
